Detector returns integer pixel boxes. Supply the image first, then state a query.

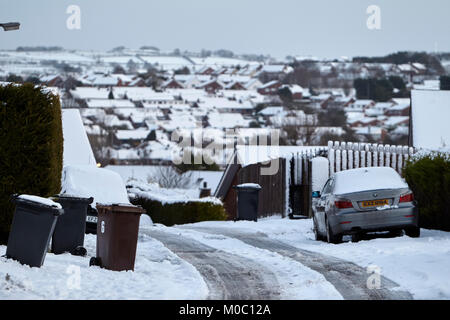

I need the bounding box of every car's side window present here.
[322,179,332,195]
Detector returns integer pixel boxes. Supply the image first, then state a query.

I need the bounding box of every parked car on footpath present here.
[312,167,419,244]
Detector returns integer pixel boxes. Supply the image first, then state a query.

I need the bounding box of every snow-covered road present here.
[142,228,282,300]
[1,216,449,299]
[175,217,450,300]
[175,225,411,300]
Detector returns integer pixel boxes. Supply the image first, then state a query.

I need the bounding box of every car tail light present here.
[399,193,414,203]
[334,200,353,209]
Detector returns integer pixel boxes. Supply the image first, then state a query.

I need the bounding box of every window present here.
[322,178,333,195]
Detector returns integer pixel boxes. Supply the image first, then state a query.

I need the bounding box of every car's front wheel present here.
[405,226,420,238]
[326,217,342,244]
[313,216,325,241]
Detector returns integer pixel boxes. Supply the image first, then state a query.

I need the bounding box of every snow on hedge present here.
[127,179,222,206]
[61,165,130,206]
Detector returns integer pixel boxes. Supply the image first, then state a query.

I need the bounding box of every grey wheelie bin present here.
[6,195,64,268]
[234,184,261,222]
[51,195,93,256]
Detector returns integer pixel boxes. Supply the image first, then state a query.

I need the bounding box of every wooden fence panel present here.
[328,141,416,176]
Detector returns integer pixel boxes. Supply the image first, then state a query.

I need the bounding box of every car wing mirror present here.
[312,191,321,198]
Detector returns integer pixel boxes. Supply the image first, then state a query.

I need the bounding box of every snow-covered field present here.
[185,217,450,300]
[0,225,208,300]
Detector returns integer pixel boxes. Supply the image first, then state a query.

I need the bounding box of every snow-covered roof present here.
[207,112,249,129]
[115,129,151,140]
[383,116,409,127]
[62,109,97,167]
[86,99,135,108]
[411,90,450,150]
[259,106,285,116]
[259,80,279,89]
[236,145,325,167]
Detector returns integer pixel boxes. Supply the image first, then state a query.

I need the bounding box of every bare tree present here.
[148,166,192,189]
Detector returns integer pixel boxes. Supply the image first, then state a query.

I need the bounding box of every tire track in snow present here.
[181,226,413,300]
[142,228,281,300]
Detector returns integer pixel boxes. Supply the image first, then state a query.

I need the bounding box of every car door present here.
[316,178,333,234]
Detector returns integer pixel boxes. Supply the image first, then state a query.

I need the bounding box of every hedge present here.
[131,197,227,226]
[403,153,450,231]
[0,83,63,243]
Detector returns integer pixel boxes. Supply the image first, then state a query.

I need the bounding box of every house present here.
[280,84,304,100]
[225,81,246,90]
[385,103,410,116]
[207,112,249,129]
[350,117,380,128]
[197,66,216,75]
[244,78,263,90]
[258,64,294,78]
[365,102,394,117]
[40,74,64,87]
[162,78,184,89]
[382,116,409,130]
[354,126,386,141]
[85,99,135,108]
[114,129,156,146]
[345,99,375,113]
[128,77,146,87]
[197,79,224,93]
[258,106,285,119]
[257,80,281,95]
[310,94,334,109]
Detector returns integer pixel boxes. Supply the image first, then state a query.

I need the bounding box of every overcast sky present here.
[1,0,449,59]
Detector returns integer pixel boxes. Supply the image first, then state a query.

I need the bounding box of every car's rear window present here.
[333,167,408,195]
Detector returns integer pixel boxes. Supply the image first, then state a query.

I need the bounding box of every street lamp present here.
[0,22,20,31]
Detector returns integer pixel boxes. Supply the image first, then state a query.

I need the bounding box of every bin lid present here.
[13,194,64,215]
[96,203,145,214]
[52,194,94,204]
[234,183,262,190]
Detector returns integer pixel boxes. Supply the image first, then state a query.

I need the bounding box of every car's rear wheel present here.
[351,233,363,243]
[405,226,420,238]
[326,217,342,244]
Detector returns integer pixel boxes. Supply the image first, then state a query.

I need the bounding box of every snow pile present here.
[127,179,222,206]
[17,195,62,209]
[333,167,408,195]
[61,165,130,206]
[0,233,208,299]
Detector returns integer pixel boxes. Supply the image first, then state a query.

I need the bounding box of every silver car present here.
[312,167,419,243]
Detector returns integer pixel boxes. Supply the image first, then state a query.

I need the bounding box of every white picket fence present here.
[327,141,415,176]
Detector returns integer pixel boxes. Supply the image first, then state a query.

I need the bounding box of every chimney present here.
[199,181,211,198]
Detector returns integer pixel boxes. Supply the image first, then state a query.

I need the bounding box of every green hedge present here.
[403,153,450,231]
[131,197,227,226]
[0,83,63,243]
